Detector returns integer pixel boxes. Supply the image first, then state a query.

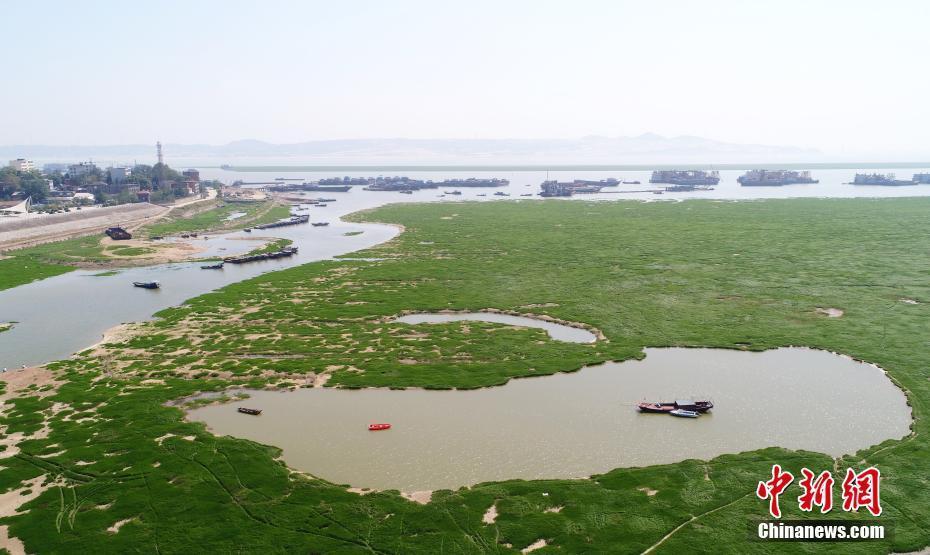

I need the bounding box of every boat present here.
[738,169,818,186]
[623,180,641,185]
[238,407,262,415]
[243,228,252,232]
[318,198,337,203]
[399,190,413,195]
[132,281,160,289]
[520,193,533,197]
[494,191,510,196]
[317,203,328,207]
[477,193,487,197]
[638,399,713,413]
[650,170,720,186]
[851,173,914,186]
[445,190,462,195]
[368,423,391,431]
[637,402,676,413]
[200,262,224,270]
[311,222,330,227]
[670,409,700,418]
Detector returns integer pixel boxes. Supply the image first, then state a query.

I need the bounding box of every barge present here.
[738,169,818,186]
[224,246,298,265]
[650,170,720,186]
[253,214,310,230]
[851,173,914,186]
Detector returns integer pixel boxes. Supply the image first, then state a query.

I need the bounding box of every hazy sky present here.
[3,0,928,155]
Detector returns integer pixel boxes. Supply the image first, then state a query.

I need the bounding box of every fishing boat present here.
[132,281,160,289]
[637,402,676,413]
[638,399,713,413]
[623,180,641,185]
[238,407,262,415]
[399,190,413,194]
[494,192,510,196]
[368,423,391,431]
[445,190,462,195]
[200,262,224,270]
[670,409,700,418]
[243,228,252,232]
[311,222,330,227]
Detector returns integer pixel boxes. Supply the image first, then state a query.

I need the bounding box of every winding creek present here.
[187,346,911,492]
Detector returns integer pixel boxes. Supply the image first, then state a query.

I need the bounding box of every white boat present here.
[669,409,699,418]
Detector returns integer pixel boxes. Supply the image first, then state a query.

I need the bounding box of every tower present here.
[156,141,164,166]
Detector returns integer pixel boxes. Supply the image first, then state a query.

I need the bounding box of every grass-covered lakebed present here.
[1,198,928,553]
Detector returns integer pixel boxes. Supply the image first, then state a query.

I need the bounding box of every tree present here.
[20,178,49,203]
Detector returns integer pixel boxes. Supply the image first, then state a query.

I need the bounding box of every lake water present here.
[187,347,912,492]
[3,164,929,368]
[393,312,597,343]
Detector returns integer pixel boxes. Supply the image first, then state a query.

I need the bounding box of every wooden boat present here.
[623,180,641,185]
[637,402,676,413]
[243,228,252,232]
[201,262,224,270]
[311,222,330,227]
[238,407,262,415]
[670,409,700,418]
[399,190,414,194]
[638,399,713,413]
[132,281,160,289]
[368,423,391,431]
[494,192,510,196]
[445,190,462,195]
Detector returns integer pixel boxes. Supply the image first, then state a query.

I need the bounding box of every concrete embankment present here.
[0,203,169,251]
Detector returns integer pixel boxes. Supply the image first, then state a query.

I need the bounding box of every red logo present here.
[758,465,881,518]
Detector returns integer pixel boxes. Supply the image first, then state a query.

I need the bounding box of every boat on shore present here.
[238,407,262,415]
[132,281,160,289]
[368,423,391,431]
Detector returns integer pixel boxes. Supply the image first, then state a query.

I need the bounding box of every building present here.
[108,166,133,183]
[68,162,98,176]
[8,159,35,172]
[43,163,70,173]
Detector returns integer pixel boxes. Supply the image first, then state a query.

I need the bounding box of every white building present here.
[68,162,98,176]
[108,166,132,183]
[8,158,35,172]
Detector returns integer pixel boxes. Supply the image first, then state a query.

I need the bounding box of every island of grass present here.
[0,198,928,553]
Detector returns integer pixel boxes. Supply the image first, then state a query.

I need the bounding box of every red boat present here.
[368,423,391,431]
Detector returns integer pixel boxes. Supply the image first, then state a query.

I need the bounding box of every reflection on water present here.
[187,347,911,492]
[394,312,597,343]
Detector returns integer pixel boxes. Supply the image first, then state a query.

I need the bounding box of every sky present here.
[2,0,928,157]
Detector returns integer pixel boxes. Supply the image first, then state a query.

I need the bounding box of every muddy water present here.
[187,347,911,492]
[393,312,597,343]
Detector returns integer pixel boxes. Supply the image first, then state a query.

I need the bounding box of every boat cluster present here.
[637,399,713,419]
[253,214,310,230]
[224,245,298,265]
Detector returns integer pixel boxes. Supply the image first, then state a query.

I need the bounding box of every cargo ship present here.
[649,170,720,186]
[538,180,610,197]
[738,169,818,186]
[851,173,914,186]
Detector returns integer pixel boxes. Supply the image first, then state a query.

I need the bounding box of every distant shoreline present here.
[219,162,930,172]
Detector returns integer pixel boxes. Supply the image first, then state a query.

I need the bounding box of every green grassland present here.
[0,256,75,291]
[1,198,929,553]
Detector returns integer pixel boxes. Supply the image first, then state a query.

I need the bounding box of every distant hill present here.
[0,134,822,165]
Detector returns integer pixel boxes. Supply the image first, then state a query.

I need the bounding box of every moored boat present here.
[201,262,224,270]
[637,402,676,413]
[132,281,160,289]
[368,423,391,431]
[670,409,700,418]
[311,222,330,227]
[238,407,262,415]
